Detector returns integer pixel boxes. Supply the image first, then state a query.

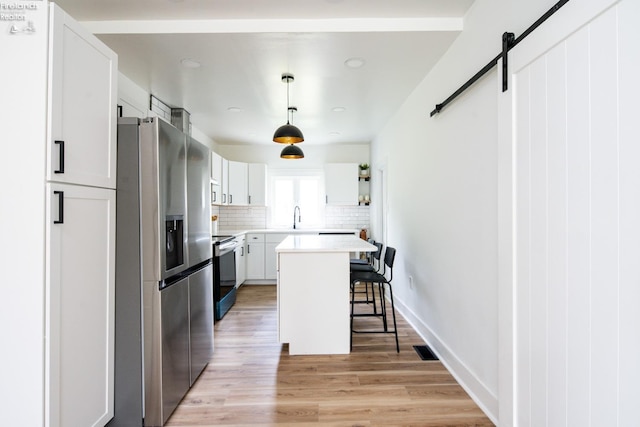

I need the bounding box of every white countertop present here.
[218,228,360,238]
[276,234,377,253]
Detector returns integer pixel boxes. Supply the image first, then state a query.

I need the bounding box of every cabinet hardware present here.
[54,140,65,174]
[53,190,64,224]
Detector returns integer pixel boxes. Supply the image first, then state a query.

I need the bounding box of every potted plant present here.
[359,163,369,176]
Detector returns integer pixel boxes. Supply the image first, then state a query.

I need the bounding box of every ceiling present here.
[54,0,475,146]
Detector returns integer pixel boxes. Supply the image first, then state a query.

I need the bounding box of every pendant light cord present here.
[286,77,291,125]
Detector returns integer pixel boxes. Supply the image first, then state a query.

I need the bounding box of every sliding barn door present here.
[502,0,640,425]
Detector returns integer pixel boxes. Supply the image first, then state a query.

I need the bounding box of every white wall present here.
[0,6,49,425]
[369,0,511,419]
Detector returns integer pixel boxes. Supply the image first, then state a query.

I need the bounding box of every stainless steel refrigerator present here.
[110,117,213,427]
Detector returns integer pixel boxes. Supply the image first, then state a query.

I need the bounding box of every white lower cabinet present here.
[246,234,266,280]
[245,233,288,281]
[235,235,247,286]
[46,183,116,427]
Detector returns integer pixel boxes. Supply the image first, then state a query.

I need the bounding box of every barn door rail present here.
[430,0,570,117]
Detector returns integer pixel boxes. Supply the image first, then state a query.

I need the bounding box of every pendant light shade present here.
[273,74,304,144]
[273,123,304,144]
[280,144,304,159]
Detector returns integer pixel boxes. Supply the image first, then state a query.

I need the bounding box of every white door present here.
[500,0,640,425]
[46,183,116,427]
[47,4,117,189]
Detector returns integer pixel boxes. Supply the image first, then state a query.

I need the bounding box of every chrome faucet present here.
[293,205,301,229]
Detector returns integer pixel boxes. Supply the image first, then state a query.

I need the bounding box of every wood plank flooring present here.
[165,285,494,426]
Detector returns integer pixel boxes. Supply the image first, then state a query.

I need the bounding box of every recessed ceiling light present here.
[344,57,365,69]
[332,107,346,113]
[180,58,201,69]
[227,107,242,113]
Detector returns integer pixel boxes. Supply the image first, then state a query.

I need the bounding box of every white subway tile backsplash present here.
[215,205,369,232]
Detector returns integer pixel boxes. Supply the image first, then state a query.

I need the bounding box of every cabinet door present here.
[221,158,229,205]
[46,183,115,427]
[211,151,222,185]
[248,163,267,206]
[325,163,358,205]
[228,161,248,205]
[235,239,247,286]
[47,4,117,189]
[211,182,221,206]
[245,235,265,280]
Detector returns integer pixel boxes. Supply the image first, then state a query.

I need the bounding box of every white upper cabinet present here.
[325,163,358,205]
[47,5,117,189]
[210,151,222,185]
[221,158,229,205]
[248,163,267,206]
[228,160,248,205]
[210,151,222,205]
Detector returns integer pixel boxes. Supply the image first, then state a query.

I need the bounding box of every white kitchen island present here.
[276,234,377,355]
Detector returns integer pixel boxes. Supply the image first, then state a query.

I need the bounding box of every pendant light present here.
[279,105,304,159]
[273,73,304,144]
[280,143,304,159]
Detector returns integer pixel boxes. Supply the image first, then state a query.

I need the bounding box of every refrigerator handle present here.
[54,140,65,174]
[53,191,64,224]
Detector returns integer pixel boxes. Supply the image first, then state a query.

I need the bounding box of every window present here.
[268,169,324,228]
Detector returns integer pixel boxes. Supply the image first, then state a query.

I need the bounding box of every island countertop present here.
[276,234,377,253]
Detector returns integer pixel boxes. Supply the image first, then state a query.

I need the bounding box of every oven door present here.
[213,244,237,320]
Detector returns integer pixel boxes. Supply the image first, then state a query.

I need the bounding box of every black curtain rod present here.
[430,0,571,117]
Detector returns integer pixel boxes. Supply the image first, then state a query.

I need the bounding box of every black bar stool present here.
[350,246,399,353]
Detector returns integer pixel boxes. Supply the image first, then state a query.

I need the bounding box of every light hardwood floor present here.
[166,285,494,426]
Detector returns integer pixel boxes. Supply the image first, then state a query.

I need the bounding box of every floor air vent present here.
[413,345,439,361]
